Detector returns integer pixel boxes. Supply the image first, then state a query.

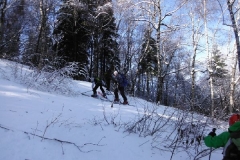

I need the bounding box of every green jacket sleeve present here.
[204,131,230,148]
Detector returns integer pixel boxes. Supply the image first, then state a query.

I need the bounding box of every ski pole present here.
[209,128,216,160]
[111,99,114,108]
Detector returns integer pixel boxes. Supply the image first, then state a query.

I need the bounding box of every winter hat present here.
[229,114,240,126]
[114,71,118,76]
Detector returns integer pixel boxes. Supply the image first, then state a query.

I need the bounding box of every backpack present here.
[223,130,240,160]
[119,73,128,87]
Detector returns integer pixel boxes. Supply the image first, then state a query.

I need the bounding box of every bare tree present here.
[33,0,57,70]
[217,0,240,113]
[228,0,240,113]
[113,0,146,96]
[203,0,215,116]
[229,43,240,113]
[188,5,204,111]
[125,0,188,103]
[225,0,240,72]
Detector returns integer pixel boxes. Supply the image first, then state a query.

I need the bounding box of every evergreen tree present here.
[138,29,157,97]
[97,1,120,78]
[211,46,228,80]
[89,0,120,78]
[53,0,89,80]
[139,29,157,75]
[53,0,119,80]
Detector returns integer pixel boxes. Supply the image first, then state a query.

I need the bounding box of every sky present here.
[0,59,227,160]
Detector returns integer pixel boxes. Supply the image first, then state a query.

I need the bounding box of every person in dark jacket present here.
[204,114,240,160]
[112,71,128,104]
[91,77,106,98]
[104,68,112,91]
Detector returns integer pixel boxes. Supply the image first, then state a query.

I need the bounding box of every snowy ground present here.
[0,59,226,160]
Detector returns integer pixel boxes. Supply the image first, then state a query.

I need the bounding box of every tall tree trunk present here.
[35,0,48,70]
[227,0,240,72]
[227,0,240,113]
[156,39,163,103]
[204,0,214,117]
[229,49,238,114]
[147,72,150,99]
[189,7,200,111]
[156,3,163,104]
[191,45,196,111]
[0,0,7,57]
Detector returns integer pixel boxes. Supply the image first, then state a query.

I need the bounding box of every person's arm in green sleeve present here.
[204,131,230,148]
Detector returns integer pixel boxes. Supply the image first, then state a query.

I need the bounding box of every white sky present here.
[0,59,227,160]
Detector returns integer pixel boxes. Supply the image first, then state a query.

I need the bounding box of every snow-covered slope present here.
[0,59,224,160]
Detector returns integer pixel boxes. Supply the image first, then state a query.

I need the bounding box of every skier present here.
[91,77,106,98]
[204,113,240,160]
[104,68,112,92]
[112,71,128,104]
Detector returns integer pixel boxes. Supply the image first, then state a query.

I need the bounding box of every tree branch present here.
[0,123,105,154]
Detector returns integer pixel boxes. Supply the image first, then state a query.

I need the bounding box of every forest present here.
[0,0,240,119]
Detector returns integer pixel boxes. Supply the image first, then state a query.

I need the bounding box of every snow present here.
[0,59,225,160]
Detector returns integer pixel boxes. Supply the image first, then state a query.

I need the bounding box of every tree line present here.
[0,0,240,119]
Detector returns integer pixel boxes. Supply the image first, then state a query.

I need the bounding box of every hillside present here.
[0,59,225,160]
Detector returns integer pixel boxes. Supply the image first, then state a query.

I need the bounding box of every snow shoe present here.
[114,98,119,102]
[122,101,129,105]
[91,94,97,97]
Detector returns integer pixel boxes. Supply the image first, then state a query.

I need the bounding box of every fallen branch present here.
[0,124,13,131]
[0,124,105,154]
[24,131,105,153]
[42,113,62,141]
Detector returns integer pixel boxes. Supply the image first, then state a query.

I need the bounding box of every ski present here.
[120,102,135,107]
[81,92,110,102]
[112,101,134,107]
[81,92,134,107]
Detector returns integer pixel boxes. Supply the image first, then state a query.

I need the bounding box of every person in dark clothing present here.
[104,68,112,91]
[91,77,106,97]
[112,71,128,104]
